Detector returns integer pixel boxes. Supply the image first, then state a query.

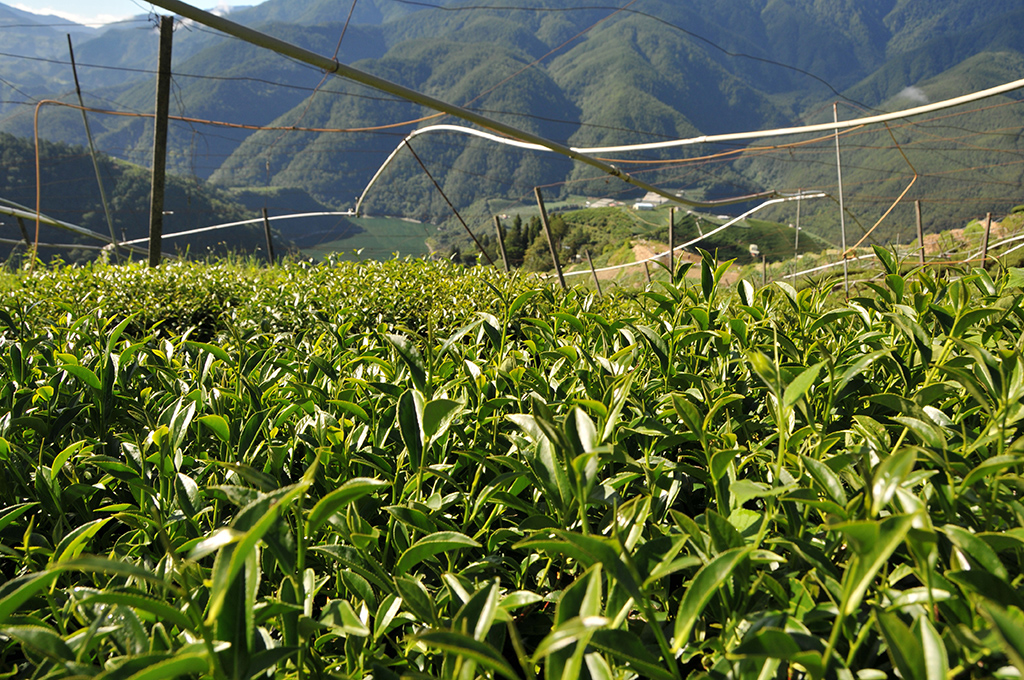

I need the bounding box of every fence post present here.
[915,200,924,265]
[148,15,173,267]
[261,208,276,264]
[585,250,603,297]
[793,189,801,279]
[644,261,652,285]
[494,216,509,272]
[834,103,849,293]
[68,35,118,258]
[16,216,31,249]
[668,207,675,278]
[535,188,566,290]
[982,212,992,263]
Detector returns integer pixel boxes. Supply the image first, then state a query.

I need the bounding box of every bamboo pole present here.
[585,250,602,297]
[261,208,276,263]
[68,35,119,259]
[982,212,992,263]
[535,188,566,290]
[915,200,924,265]
[16,216,31,248]
[494,216,509,272]
[793,189,801,279]
[834,104,849,292]
[668,207,675,278]
[148,16,173,267]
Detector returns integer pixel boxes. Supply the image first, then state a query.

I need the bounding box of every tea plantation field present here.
[2,251,1024,680]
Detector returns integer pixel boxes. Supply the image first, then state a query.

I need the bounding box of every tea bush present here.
[1,249,1023,680]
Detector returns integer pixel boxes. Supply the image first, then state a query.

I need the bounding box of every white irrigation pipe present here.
[782,228,1024,281]
[998,241,1024,259]
[580,77,1024,153]
[363,73,1024,161]
[0,236,107,251]
[118,211,356,245]
[1,204,150,257]
[782,254,876,279]
[356,77,1024,214]
[961,231,1024,263]
[2,204,115,244]
[551,192,826,279]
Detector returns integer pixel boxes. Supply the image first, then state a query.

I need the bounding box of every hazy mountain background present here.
[1,0,1022,256]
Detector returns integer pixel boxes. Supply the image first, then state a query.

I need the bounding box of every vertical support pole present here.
[16,216,31,248]
[535,187,566,290]
[794,189,801,264]
[791,223,797,280]
[585,250,603,297]
[982,212,992,263]
[834,103,849,293]
[792,192,801,281]
[915,199,924,265]
[762,255,767,286]
[668,207,675,278]
[261,208,276,264]
[148,15,173,267]
[494,215,509,272]
[644,261,652,284]
[68,35,119,258]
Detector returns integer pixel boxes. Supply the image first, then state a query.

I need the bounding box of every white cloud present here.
[896,86,929,104]
[12,3,129,25]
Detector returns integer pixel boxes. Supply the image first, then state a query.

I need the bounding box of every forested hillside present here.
[0,133,271,261]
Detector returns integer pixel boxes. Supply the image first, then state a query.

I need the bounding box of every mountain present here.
[0,132,277,262]
[1,0,1023,255]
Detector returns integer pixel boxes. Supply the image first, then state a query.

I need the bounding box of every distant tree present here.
[563,226,592,259]
[522,237,553,272]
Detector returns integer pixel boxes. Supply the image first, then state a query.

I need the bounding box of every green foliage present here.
[0,133,261,263]
[3,255,1024,679]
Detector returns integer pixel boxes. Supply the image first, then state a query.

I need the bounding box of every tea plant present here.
[2,250,1024,679]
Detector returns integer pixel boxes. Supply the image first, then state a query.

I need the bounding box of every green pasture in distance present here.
[300,216,435,260]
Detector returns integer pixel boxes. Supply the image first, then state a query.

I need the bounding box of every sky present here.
[10,0,262,26]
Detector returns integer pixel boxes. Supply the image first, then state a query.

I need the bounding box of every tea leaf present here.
[307,478,389,535]
[672,547,752,651]
[394,531,480,576]
[416,630,520,680]
[783,362,823,408]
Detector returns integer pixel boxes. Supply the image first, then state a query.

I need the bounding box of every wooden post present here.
[834,103,849,293]
[148,15,173,267]
[791,223,797,280]
[795,189,801,249]
[915,200,924,265]
[494,215,509,272]
[535,187,566,290]
[261,208,276,264]
[668,207,675,278]
[585,250,602,297]
[69,35,118,257]
[16,216,31,249]
[793,189,801,282]
[982,212,992,263]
